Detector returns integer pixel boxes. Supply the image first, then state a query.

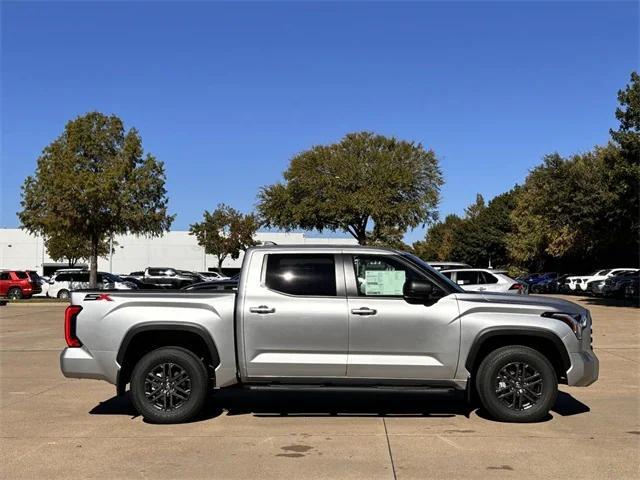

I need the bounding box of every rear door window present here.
[265,254,337,296]
[71,273,90,283]
[455,270,479,285]
[479,272,499,284]
[15,271,28,279]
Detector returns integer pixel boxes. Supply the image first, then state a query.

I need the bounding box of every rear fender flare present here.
[116,322,220,395]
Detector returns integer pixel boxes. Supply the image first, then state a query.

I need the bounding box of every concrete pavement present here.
[1,296,638,479]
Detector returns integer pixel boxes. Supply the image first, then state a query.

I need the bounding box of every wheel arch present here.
[465,327,571,384]
[116,322,220,396]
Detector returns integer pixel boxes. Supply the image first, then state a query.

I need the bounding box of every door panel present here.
[346,254,460,380]
[347,296,460,379]
[242,253,348,378]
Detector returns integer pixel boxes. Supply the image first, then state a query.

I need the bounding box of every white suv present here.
[48,270,135,299]
[440,269,523,294]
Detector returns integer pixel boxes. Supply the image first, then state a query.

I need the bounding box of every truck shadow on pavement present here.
[89,390,589,423]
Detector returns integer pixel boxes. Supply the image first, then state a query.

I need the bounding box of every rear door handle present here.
[351,307,377,316]
[249,305,275,314]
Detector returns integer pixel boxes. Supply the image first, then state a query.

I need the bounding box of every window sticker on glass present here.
[364,270,406,296]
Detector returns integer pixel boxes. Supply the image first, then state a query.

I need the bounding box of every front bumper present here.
[566,350,599,387]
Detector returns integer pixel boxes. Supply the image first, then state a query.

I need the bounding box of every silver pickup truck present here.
[61,245,598,424]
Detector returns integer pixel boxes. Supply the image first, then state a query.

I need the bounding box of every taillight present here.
[510,283,523,292]
[64,305,83,347]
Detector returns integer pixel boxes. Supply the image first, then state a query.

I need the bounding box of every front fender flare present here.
[464,326,571,373]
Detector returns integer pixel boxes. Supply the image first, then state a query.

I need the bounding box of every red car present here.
[0,270,42,299]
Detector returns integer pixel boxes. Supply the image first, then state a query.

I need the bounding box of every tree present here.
[19,112,174,287]
[45,230,110,267]
[413,214,464,261]
[258,132,443,245]
[507,146,638,271]
[507,72,640,272]
[413,189,517,267]
[190,204,259,274]
[463,193,486,219]
[450,189,519,268]
[610,71,640,162]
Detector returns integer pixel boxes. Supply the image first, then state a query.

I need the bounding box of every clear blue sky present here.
[2,1,638,243]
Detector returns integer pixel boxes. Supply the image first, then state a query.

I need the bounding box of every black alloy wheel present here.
[494,361,543,411]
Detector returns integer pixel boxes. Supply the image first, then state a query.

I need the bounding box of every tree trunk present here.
[89,234,99,288]
[216,255,226,275]
[356,228,367,245]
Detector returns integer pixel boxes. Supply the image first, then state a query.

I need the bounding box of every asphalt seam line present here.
[382,416,398,480]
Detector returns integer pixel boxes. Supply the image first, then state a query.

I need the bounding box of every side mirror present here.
[403,279,436,305]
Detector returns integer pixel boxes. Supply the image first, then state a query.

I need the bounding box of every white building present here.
[0,229,357,276]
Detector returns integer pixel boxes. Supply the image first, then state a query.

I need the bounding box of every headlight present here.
[542,311,588,339]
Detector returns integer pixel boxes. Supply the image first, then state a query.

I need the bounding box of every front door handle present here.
[249,305,276,314]
[351,307,377,316]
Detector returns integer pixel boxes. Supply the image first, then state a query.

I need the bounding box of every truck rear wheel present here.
[475,345,557,423]
[130,347,208,424]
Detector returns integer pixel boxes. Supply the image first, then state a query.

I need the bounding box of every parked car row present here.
[1,265,235,300]
[585,271,639,299]
[518,268,639,300]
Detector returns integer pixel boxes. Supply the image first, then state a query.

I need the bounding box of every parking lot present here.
[1,295,638,479]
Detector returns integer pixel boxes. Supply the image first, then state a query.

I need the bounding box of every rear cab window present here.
[264,254,337,296]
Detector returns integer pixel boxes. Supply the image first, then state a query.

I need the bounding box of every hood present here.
[455,291,586,316]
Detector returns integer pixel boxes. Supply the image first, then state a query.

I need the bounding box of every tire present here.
[130,347,208,424]
[475,345,557,423]
[7,287,23,300]
[57,289,70,299]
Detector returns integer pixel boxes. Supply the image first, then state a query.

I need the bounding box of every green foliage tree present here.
[258,132,443,245]
[610,71,640,162]
[451,189,519,268]
[414,190,517,268]
[463,193,486,219]
[507,72,639,272]
[508,145,638,272]
[19,112,174,287]
[190,204,259,274]
[45,230,110,267]
[412,214,464,261]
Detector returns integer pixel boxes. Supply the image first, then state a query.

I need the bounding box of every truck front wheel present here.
[475,345,558,423]
[130,347,208,424]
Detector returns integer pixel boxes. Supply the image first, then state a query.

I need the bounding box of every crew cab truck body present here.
[61,245,598,423]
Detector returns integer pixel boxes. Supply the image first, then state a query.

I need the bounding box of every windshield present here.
[400,252,464,292]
